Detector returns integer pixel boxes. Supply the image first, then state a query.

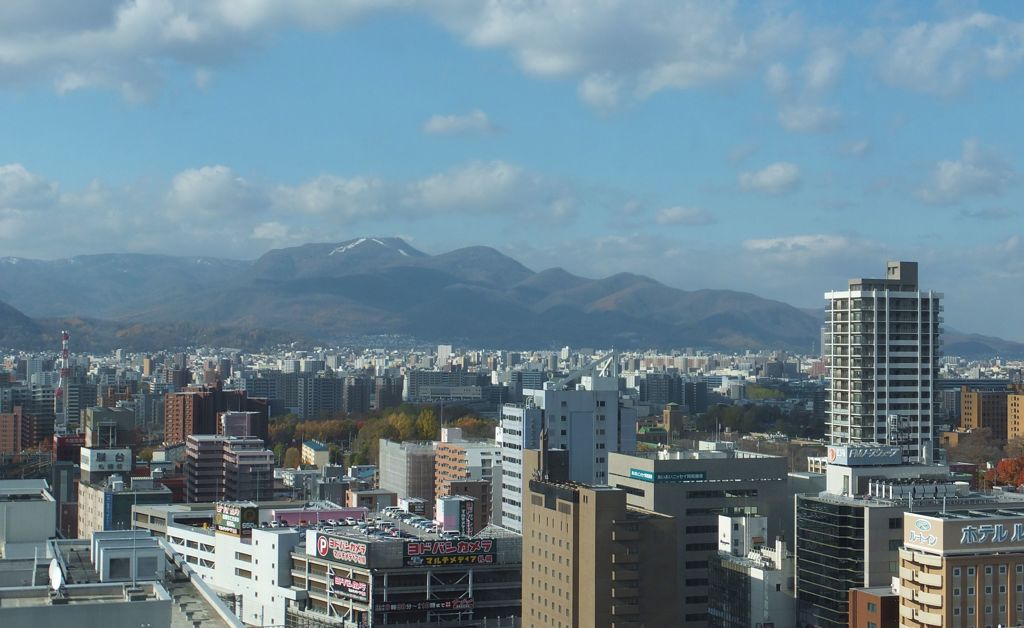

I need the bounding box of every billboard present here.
[460,499,475,536]
[826,445,901,467]
[214,503,259,536]
[404,539,495,567]
[904,513,1024,555]
[629,468,706,483]
[326,567,369,602]
[314,532,369,566]
[374,598,474,612]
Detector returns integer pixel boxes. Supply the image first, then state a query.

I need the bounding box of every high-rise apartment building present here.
[521,447,677,628]
[824,261,942,461]
[499,376,637,533]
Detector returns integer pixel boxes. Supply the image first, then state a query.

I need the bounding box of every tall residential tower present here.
[824,261,942,462]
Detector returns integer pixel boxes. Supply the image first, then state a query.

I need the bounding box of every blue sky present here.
[1,1,1023,340]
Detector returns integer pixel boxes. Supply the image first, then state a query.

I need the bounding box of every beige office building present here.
[521,448,677,628]
[900,510,1024,627]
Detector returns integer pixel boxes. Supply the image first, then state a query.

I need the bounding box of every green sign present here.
[629,468,706,483]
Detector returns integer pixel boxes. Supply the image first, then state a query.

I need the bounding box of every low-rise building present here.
[708,513,795,627]
[0,479,56,558]
[288,520,522,627]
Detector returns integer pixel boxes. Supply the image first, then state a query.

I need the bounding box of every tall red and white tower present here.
[54,330,70,434]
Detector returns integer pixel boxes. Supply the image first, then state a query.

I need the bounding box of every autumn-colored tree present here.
[137,447,155,462]
[988,457,1024,487]
[450,415,497,439]
[416,409,439,440]
[388,412,417,441]
[284,447,302,469]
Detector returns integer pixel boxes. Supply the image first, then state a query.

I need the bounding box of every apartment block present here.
[824,261,942,461]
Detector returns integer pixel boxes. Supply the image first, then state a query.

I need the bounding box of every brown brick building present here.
[848,585,899,627]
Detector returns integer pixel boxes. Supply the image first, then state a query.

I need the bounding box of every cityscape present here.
[2,3,1024,628]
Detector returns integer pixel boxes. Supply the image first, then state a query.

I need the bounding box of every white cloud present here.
[579,73,623,110]
[842,139,872,158]
[777,105,840,133]
[0,1,806,107]
[167,165,258,215]
[738,162,802,196]
[877,12,1024,95]
[918,139,1015,204]
[655,206,715,226]
[742,234,879,265]
[960,207,1012,221]
[0,163,59,208]
[422,109,496,135]
[273,175,386,217]
[803,47,843,91]
[764,63,791,95]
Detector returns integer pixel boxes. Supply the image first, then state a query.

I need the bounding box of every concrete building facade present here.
[608,445,789,626]
[521,448,676,628]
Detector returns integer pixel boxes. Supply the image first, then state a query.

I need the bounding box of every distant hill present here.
[1,238,1021,354]
[93,237,824,350]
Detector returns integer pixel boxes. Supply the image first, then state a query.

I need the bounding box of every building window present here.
[955,567,962,576]
[954,588,961,596]
[969,567,976,576]
[986,566,993,575]
[969,588,975,595]
[1000,565,1007,574]
[953,608,960,616]
[867,602,877,612]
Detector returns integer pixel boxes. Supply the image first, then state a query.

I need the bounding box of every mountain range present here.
[1,238,1022,357]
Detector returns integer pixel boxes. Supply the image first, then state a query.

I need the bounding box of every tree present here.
[988,456,1024,487]
[284,447,302,469]
[1005,438,1024,459]
[273,443,286,464]
[416,409,439,440]
[138,447,155,462]
[388,412,417,441]
[451,415,498,438]
[946,428,1004,468]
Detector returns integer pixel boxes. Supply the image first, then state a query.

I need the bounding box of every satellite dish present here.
[49,558,64,591]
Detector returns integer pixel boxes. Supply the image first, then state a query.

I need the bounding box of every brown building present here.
[0,406,24,454]
[521,447,677,628]
[961,385,1011,440]
[164,384,267,444]
[184,434,274,503]
[848,585,899,627]
[433,432,500,527]
[900,510,1024,628]
[1009,392,1024,441]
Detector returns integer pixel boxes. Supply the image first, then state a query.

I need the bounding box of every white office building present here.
[824,261,942,462]
[499,375,637,532]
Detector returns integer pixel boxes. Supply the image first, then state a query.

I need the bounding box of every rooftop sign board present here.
[629,468,706,483]
[404,539,495,567]
[214,502,259,536]
[905,513,1024,555]
[313,532,369,566]
[826,445,901,467]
